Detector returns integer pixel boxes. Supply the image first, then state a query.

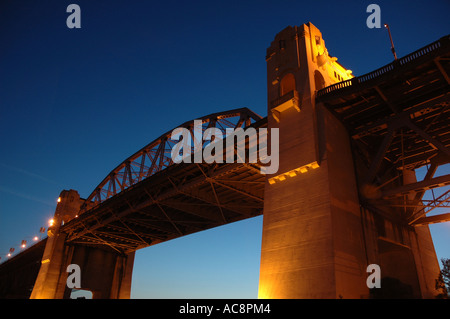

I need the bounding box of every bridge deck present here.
[62,119,267,254]
[317,34,450,171]
[317,34,450,226]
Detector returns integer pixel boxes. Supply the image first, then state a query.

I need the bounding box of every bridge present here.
[0,22,449,299]
[316,33,450,225]
[62,108,267,254]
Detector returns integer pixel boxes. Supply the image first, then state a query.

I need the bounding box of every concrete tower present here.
[259,22,372,299]
[30,190,135,299]
[258,22,441,299]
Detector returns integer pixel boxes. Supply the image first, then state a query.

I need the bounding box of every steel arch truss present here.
[64,154,267,253]
[80,108,262,213]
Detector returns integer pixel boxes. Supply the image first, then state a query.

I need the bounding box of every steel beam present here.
[381,174,450,198]
[411,212,450,226]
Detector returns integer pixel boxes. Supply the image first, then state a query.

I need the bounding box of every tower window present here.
[280,73,296,96]
[314,70,325,91]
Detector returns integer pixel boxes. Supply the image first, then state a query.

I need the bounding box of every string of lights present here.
[0,219,51,264]
[0,196,68,264]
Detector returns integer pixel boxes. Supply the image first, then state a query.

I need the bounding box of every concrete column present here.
[30,190,81,299]
[259,23,368,298]
[110,251,135,299]
[29,231,68,299]
[258,104,368,298]
[69,245,135,299]
[402,169,441,298]
[30,189,135,299]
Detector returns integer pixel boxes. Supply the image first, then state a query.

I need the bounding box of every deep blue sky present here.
[0,0,449,298]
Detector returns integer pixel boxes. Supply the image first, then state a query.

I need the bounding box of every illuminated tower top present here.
[264,22,354,178]
[266,22,353,123]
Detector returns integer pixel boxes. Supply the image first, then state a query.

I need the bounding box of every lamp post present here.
[384,23,398,60]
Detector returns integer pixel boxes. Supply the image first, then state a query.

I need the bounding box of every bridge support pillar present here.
[259,105,369,298]
[67,246,135,299]
[259,23,368,299]
[258,23,441,299]
[30,190,135,299]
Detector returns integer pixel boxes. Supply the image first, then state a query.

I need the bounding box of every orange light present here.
[57,197,61,203]
[49,218,55,227]
[33,236,39,241]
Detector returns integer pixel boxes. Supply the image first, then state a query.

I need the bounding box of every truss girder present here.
[63,109,267,253]
[80,108,262,212]
[317,34,450,228]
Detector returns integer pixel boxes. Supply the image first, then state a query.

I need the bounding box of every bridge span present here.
[0,23,448,299]
[63,108,267,254]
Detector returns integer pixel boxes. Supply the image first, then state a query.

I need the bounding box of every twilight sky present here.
[0,0,449,298]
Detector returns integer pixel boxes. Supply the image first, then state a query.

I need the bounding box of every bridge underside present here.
[63,160,266,254]
[317,35,450,225]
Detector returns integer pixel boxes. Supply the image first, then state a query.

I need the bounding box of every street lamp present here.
[384,23,398,60]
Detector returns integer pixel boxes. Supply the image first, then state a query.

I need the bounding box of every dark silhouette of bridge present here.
[0,23,449,299]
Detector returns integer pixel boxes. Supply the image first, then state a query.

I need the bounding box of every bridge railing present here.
[317,34,449,98]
